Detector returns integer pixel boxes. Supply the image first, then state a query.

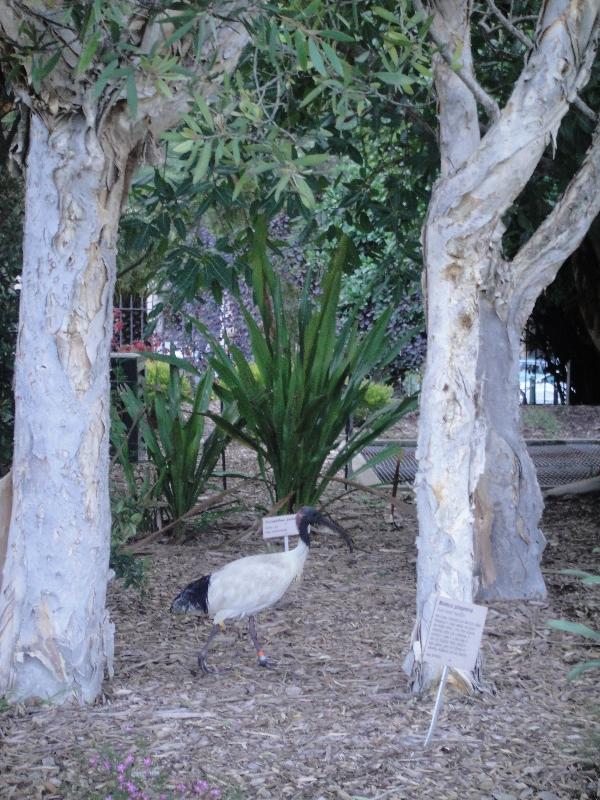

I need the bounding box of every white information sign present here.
[262,514,298,551]
[423,595,488,672]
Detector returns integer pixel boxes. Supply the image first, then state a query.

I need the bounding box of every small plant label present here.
[423,595,488,672]
[262,514,298,550]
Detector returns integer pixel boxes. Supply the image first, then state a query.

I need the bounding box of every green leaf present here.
[92,59,121,96]
[195,94,214,129]
[294,154,329,167]
[294,30,308,70]
[193,141,213,184]
[172,139,195,154]
[322,42,345,78]
[373,6,400,24]
[566,660,600,680]
[375,71,414,91]
[308,38,328,77]
[76,31,101,75]
[319,30,356,43]
[299,82,326,108]
[159,16,196,51]
[293,175,316,208]
[31,50,62,93]
[351,442,403,478]
[548,619,600,642]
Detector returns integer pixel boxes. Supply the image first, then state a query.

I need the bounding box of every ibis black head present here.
[295,506,354,552]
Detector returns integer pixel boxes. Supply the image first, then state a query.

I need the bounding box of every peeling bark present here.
[0,4,251,705]
[407,0,600,693]
[0,472,11,586]
[0,113,127,702]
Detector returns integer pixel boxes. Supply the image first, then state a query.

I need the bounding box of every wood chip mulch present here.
[0,445,599,800]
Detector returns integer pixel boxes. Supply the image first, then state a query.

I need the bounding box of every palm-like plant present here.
[202,219,417,510]
[119,364,228,526]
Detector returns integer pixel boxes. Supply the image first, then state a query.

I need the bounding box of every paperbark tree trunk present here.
[0,2,251,705]
[0,113,128,702]
[473,299,546,602]
[406,0,600,692]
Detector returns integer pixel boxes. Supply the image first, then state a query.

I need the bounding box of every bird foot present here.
[197,655,216,674]
[258,654,277,669]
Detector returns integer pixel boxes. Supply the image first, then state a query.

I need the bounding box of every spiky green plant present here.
[200,219,417,510]
[548,565,600,679]
[119,365,228,527]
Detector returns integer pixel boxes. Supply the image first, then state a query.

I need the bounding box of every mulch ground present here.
[0,413,599,800]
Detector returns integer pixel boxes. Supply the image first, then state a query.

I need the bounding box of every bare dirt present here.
[0,409,599,800]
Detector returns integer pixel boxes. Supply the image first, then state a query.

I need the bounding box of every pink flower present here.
[125,754,135,766]
[89,756,99,767]
[209,790,221,799]
[143,756,152,767]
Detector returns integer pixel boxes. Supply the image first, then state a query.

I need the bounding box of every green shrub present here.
[109,408,161,590]
[522,406,560,436]
[119,364,230,529]
[201,218,417,510]
[109,492,148,591]
[144,358,192,401]
[355,381,394,423]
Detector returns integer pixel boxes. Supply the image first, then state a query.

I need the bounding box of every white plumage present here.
[207,542,309,623]
[170,506,353,672]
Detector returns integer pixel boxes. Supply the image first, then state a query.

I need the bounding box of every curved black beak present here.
[313,511,354,553]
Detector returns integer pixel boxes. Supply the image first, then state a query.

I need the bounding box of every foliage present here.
[109,407,161,590]
[82,746,223,799]
[145,358,191,401]
[521,407,560,437]
[116,1,435,317]
[119,364,229,527]
[0,171,22,476]
[548,565,600,680]
[109,491,147,592]
[201,220,417,510]
[354,381,394,423]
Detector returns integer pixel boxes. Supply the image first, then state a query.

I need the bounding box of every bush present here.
[109,491,148,591]
[118,364,230,529]
[354,381,394,423]
[145,358,192,401]
[202,219,417,510]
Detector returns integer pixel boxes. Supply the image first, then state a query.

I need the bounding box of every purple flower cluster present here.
[87,750,223,800]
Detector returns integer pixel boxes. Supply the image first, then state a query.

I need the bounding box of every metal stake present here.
[424,664,449,749]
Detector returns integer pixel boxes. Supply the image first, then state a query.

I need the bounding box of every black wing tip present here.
[170,574,211,614]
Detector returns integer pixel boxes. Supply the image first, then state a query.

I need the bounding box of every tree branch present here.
[485,0,532,50]
[416,0,500,124]
[485,0,597,122]
[429,0,600,225]
[510,120,600,329]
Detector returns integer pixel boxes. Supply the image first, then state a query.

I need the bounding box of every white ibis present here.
[170,506,353,672]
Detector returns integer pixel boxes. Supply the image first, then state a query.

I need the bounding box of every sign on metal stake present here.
[422,595,488,748]
[262,514,298,551]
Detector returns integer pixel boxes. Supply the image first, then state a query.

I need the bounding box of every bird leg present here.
[248,615,276,668]
[197,623,221,673]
